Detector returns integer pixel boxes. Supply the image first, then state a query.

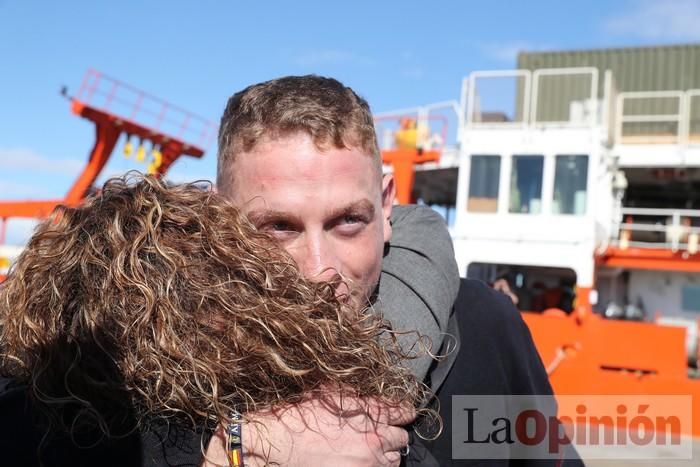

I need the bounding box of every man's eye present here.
[260,221,297,241]
[335,215,367,236]
[261,221,294,233]
[341,215,362,225]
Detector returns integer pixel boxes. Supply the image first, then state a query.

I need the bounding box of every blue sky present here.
[2,0,700,243]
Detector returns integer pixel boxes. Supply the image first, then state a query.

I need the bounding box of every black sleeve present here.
[426,280,584,466]
[469,280,555,396]
[0,379,208,467]
[443,279,554,397]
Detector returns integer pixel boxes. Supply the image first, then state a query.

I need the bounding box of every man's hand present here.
[202,395,415,467]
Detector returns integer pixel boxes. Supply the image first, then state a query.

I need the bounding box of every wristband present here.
[226,409,244,467]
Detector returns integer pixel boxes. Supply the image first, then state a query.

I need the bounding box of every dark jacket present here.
[410,279,584,466]
[0,381,207,466]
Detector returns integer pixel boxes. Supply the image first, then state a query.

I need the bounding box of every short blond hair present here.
[217,75,381,193]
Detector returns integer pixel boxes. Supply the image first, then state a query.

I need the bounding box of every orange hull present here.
[523,310,700,437]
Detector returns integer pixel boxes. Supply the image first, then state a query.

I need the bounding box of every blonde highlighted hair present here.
[216,75,381,194]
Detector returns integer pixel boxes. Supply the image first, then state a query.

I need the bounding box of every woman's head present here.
[0,174,424,434]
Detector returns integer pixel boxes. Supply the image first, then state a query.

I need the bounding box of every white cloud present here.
[477,41,552,63]
[293,49,375,67]
[0,148,84,176]
[604,0,700,41]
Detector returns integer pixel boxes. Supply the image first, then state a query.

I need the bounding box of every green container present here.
[516,44,700,134]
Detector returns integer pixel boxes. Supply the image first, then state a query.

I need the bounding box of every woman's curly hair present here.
[0,174,427,437]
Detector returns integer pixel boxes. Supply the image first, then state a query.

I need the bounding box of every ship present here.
[375,43,700,460]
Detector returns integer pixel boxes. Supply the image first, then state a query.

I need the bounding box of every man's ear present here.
[381,174,395,243]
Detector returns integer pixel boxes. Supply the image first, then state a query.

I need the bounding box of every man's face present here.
[225,133,395,306]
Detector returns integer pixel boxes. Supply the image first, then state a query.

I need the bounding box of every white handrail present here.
[457,66,700,144]
[621,207,700,217]
[615,207,700,253]
[621,115,683,122]
[458,76,469,142]
[602,70,615,144]
[465,69,531,127]
[530,67,599,126]
[620,223,700,234]
[686,90,700,145]
[615,90,686,144]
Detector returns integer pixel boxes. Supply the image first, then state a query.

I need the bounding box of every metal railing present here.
[462,67,600,129]
[615,89,700,145]
[615,91,685,144]
[530,67,599,126]
[374,101,458,152]
[613,207,700,253]
[686,90,700,143]
[464,70,531,128]
[460,66,700,146]
[602,70,618,145]
[75,69,217,149]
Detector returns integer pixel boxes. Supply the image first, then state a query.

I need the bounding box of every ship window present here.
[553,155,588,215]
[509,155,543,214]
[468,155,500,213]
[682,285,700,312]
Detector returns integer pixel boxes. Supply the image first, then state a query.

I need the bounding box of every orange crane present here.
[0,70,216,279]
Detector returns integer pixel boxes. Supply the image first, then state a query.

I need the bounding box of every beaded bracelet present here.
[226,409,244,467]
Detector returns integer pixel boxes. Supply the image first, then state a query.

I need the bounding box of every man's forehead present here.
[229,133,380,182]
[227,134,381,202]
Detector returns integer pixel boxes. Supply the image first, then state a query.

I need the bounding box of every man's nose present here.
[296,233,341,283]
